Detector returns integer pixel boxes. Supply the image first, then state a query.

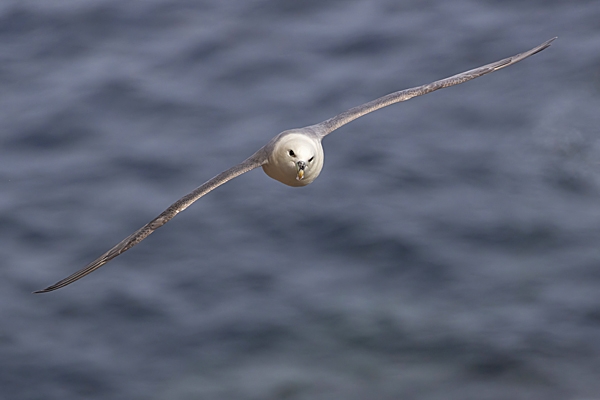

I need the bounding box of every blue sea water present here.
[2,1,600,399]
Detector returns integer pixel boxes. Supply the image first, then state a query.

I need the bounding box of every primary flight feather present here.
[35,38,556,293]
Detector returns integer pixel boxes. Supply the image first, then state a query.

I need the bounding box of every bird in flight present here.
[35,38,556,293]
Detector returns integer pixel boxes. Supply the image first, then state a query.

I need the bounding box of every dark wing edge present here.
[34,151,267,293]
[316,37,556,138]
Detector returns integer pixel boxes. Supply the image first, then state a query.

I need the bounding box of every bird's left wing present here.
[315,37,556,138]
[35,149,268,293]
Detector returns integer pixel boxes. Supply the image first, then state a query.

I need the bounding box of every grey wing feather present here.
[316,37,556,137]
[34,150,267,293]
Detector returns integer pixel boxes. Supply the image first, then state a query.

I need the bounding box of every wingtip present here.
[542,37,558,48]
[523,37,557,59]
[33,286,57,294]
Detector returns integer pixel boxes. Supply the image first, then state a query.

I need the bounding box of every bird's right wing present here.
[35,149,268,293]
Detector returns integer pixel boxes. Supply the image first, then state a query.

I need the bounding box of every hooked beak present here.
[296,160,307,181]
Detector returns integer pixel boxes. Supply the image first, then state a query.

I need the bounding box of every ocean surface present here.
[2,1,600,399]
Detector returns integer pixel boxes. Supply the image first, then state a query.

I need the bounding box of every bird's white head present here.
[262,131,324,187]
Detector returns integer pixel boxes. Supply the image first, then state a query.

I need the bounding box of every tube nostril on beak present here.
[296,160,307,180]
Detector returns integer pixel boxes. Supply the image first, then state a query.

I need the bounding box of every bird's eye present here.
[308,156,314,163]
[288,150,295,157]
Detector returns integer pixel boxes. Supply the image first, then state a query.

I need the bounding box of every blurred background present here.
[2,1,599,399]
